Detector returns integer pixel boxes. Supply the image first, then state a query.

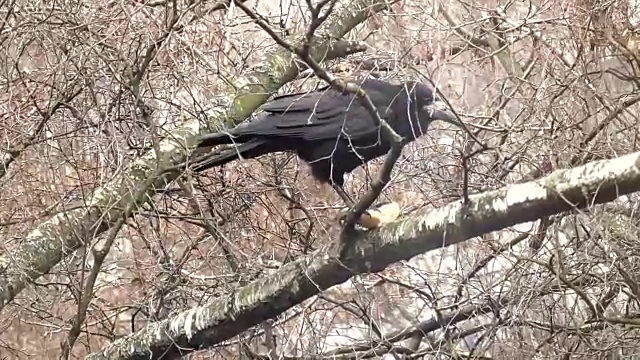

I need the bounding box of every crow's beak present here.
[423,100,461,127]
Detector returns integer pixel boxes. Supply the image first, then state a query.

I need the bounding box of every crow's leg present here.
[334,184,388,230]
[332,183,355,207]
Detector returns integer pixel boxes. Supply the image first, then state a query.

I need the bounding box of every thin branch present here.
[61,177,158,359]
[453,217,554,304]
[177,177,240,272]
[438,2,490,49]
[0,81,83,179]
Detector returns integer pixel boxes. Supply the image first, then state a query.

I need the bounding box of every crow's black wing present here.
[262,85,349,120]
[233,82,400,141]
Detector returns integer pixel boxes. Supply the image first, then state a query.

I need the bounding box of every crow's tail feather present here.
[190,141,272,172]
[197,131,236,147]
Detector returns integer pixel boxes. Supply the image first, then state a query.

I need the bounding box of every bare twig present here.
[0,81,82,179]
[177,177,240,272]
[61,176,158,359]
[437,2,490,49]
[453,217,554,305]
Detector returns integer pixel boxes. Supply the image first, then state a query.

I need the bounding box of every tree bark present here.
[87,151,640,360]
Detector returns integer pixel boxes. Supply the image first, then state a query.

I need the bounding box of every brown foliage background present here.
[1,0,640,358]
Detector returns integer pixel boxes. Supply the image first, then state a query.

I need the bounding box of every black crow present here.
[190,77,460,204]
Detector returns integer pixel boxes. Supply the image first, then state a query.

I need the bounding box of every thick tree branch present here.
[87,150,640,360]
[0,0,388,312]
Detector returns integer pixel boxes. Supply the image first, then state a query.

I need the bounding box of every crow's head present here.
[410,81,461,128]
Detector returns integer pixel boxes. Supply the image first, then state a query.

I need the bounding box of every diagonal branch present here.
[87,150,640,360]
